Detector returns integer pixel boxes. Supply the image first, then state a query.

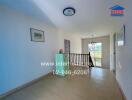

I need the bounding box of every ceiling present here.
[0,0,124,37]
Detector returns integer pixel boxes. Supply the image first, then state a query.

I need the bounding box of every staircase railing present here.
[64,52,94,68]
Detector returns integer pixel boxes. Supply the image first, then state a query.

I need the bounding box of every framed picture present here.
[30,28,45,42]
[117,25,125,46]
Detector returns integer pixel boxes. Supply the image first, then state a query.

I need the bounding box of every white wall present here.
[0,5,60,94]
[0,5,82,95]
[58,32,82,53]
[115,1,132,100]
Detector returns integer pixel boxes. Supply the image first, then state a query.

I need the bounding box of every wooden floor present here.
[1,67,123,100]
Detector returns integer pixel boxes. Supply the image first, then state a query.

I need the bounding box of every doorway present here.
[64,39,70,53]
[113,33,117,74]
[88,42,102,67]
[64,39,70,66]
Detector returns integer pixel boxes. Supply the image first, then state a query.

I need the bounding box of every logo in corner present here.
[110,5,125,17]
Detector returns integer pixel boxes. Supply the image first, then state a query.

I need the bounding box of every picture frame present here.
[30,28,45,42]
[117,25,125,46]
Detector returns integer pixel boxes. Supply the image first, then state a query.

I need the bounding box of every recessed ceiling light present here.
[63,7,76,16]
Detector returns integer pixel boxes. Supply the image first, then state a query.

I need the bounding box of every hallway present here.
[0,0,132,100]
[1,68,123,100]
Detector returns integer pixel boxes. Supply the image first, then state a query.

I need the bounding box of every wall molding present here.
[0,71,53,99]
[116,78,127,100]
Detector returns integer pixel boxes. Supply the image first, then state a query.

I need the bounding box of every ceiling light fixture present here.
[63,7,76,16]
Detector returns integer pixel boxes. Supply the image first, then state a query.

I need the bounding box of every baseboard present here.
[116,79,127,100]
[0,95,3,99]
[0,71,53,99]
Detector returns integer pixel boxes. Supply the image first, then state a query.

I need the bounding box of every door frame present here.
[113,33,117,74]
[64,39,70,53]
[88,42,102,67]
[64,39,70,66]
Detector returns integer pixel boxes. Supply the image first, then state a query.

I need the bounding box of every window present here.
[88,43,102,67]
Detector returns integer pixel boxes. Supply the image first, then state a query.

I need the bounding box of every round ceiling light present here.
[63,7,76,16]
